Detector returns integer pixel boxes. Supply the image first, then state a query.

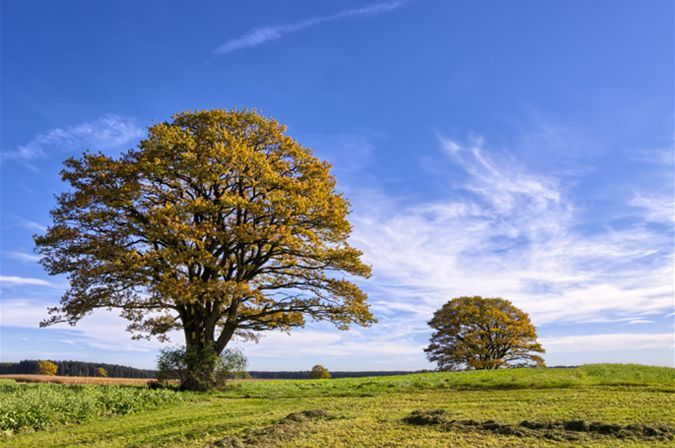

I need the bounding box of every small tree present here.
[37,360,58,376]
[310,364,331,379]
[97,367,108,377]
[424,296,545,370]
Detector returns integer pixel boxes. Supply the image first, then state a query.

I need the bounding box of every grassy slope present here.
[3,364,674,448]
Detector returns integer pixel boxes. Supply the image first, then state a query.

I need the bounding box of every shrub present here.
[157,346,248,390]
[219,348,248,380]
[96,367,108,377]
[146,380,167,390]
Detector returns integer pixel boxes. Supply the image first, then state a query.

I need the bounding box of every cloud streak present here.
[540,333,673,353]
[4,251,42,263]
[0,299,167,353]
[0,276,52,286]
[214,1,405,54]
[1,114,143,162]
[349,136,673,328]
[630,193,675,226]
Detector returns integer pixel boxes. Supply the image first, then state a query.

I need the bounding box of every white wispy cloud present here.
[349,136,673,328]
[540,333,673,353]
[4,251,41,263]
[630,193,675,226]
[0,299,167,352]
[15,217,48,233]
[1,114,143,161]
[214,1,405,54]
[0,276,53,286]
[626,145,674,166]
[227,326,423,370]
[245,329,422,358]
[625,319,653,325]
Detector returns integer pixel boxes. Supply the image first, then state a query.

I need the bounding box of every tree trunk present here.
[180,319,216,391]
[179,313,236,391]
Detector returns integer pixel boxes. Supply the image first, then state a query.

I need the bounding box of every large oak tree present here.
[424,296,544,370]
[35,109,374,389]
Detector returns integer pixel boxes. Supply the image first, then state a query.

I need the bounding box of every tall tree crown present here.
[35,109,374,351]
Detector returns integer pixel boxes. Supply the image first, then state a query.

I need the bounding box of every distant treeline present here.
[0,360,421,379]
[0,360,156,378]
[248,371,417,379]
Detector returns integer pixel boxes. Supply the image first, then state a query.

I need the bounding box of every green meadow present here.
[1,364,674,447]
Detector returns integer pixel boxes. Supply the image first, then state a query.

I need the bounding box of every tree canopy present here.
[424,296,545,370]
[37,360,58,376]
[35,109,374,388]
[310,364,331,379]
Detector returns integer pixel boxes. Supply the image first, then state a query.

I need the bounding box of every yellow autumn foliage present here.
[35,109,374,368]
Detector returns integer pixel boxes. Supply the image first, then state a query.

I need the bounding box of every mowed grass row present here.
[1,364,674,447]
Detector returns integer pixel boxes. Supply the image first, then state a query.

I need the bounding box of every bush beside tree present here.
[157,346,248,390]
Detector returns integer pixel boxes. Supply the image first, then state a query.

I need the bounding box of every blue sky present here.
[1,0,673,371]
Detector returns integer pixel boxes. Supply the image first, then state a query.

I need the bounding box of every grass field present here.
[1,364,673,447]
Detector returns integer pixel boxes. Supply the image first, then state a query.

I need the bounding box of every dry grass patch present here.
[212,409,331,447]
[0,375,154,386]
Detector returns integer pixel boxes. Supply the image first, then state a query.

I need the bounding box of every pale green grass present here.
[2,364,673,447]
